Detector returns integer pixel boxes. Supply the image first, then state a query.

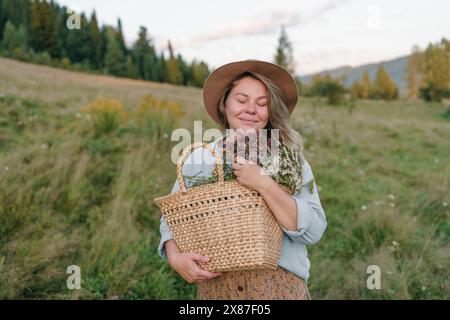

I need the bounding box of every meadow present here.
[0,57,448,299]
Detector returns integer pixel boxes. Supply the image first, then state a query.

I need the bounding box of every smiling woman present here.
[158,59,327,300]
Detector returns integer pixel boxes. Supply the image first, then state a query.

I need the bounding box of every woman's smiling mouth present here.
[239,118,258,124]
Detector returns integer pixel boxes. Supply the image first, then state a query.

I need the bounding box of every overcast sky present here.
[56,0,450,76]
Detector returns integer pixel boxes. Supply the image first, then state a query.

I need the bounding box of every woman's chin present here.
[237,122,260,132]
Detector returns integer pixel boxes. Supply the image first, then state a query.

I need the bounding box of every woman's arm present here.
[259,178,298,231]
[273,159,327,245]
[232,156,327,245]
[157,145,222,283]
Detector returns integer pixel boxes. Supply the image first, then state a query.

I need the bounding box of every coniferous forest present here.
[0,0,211,87]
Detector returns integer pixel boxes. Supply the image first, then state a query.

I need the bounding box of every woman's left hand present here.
[232,156,273,193]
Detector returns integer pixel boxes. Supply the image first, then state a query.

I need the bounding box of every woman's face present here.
[225,77,269,133]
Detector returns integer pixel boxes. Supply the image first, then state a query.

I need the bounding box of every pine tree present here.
[189,59,210,87]
[350,80,364,99]
[177,54,189,85]
[360,71,373,98]
[420,39,450,101]
[2,20,17,54]
[0,0,31,39]
[405,45,423,99]
[99,26,109,68]
[374,65,398,100]
[116,18,128,57]
[155,52,166,82]
[164,40,183,85]
[352,71,373,99]
[274,25,296,74]
[51,6,63,58]
[66,13,93,66]
[90,11,102,68]
[30,0,58,56]
[125,54,138,78]
[132,26,157,80]
[104,27,126,76]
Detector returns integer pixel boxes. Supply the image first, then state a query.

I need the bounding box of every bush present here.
[135,94,184,139]
[81,97,127,137]
[419,81,449,102]
[308,74,346,105]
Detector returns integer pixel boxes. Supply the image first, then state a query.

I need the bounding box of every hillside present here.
[0,57,449,299]
[299,55,408,95]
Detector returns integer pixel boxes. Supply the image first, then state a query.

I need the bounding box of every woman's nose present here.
[245,101,257,113]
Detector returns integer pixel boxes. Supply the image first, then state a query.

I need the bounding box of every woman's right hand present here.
[165,240,222,284]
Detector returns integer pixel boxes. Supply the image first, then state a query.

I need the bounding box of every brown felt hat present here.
[202,59,298,124]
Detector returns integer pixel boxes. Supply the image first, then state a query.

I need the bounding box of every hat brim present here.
[202,59,298,124]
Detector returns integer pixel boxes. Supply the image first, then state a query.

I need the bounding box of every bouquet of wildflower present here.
[184,134,304,195]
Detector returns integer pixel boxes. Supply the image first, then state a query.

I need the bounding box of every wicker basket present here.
[154,141,284,272]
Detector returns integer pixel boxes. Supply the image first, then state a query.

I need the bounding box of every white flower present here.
[388,194,395,200]
[361,205,367,210]
[443,202,448,207]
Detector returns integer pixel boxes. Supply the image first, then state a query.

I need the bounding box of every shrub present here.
[81,97,127,137]
[308,74,346,105]
[135,95,184,139]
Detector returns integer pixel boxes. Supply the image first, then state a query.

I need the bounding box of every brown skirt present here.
[196,267,311,300]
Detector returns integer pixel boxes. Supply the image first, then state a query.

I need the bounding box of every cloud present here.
[189,10,300,47]
[314,0,352,16]
[187,0,352,48]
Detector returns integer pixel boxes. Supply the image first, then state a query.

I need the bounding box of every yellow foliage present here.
[81,96,127,120]
[81,96,127,136]
[136,94,184,120]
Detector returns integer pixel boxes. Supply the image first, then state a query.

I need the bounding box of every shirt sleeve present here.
[279,158,327,245]
[157,180,179,260]
[157,146,216,260]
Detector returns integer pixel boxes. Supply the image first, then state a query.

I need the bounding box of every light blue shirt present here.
[157,138,327,283]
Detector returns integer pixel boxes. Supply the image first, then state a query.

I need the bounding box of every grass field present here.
[0,57,448,299]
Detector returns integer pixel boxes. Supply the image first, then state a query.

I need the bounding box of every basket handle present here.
[176,142,224,193]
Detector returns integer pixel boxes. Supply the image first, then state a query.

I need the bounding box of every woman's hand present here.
[232,156,273,193]
[168,251,222,284]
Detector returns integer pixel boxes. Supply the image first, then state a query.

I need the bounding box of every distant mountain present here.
[298,55,409,95]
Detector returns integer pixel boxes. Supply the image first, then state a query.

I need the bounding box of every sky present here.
[56,0,450,76]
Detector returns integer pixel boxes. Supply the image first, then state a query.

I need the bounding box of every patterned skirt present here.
[196,267,311,300]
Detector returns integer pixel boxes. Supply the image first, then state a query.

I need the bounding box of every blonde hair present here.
[217,71,305,155]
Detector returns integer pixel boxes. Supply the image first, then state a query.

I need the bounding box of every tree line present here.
[405,38,450,102]
[294,64,399,105]
[2,1,447,104]
[296,38,449,105]
[0,0,210,87]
